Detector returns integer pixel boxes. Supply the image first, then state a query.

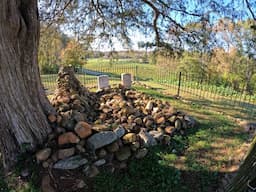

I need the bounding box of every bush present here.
[40,64,59,74]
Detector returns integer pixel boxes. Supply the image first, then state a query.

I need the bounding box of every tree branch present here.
[245,0,256,21]
[141,0,160,45]
[41,0,73,28]
[157,0,202,17]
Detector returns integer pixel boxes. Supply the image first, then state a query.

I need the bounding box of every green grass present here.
[0,83,251,192]
[86,58,158,81]
[94,146,186,192]
[0,153,41,192]
[38,61,254,191]
[92,86,249,192]
[0,166,8,192]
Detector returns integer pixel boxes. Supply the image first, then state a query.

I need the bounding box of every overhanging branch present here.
[141,0,161,46]
[245,0,256,21]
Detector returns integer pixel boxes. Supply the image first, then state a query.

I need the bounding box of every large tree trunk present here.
[226,137,256,192]
[0,0,54,170]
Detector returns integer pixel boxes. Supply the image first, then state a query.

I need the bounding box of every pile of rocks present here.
[36,66,196,178]
[49,66,99,124]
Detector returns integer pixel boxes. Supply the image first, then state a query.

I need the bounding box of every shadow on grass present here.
[91,87,248,192]
[2,84,251,192]
[0,163,8,192]
[180,96,255,121]
[0,154,42,192]
[0,123,246,192]
[93,145,225,192]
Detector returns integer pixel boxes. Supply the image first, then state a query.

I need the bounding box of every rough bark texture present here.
[226,137,256,192]
[0,0,54,170]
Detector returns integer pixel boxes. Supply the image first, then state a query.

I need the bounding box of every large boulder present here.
[53,155,88,170]
[87,131,118,150]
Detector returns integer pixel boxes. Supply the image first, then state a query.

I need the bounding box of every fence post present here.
[135,65,138,82]
[83,66,86,85]
[177,71,182,97]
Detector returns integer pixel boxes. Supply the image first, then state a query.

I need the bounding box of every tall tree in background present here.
[234,19,256,94]
[60,39,86,68]
[39,25,64,73]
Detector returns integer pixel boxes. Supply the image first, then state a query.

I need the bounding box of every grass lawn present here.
[1,72,252,191]
[92,86,250,192]
[86,58,158,81]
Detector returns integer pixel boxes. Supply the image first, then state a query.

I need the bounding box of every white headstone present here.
[97,75,109,90]
[121,73,132,88]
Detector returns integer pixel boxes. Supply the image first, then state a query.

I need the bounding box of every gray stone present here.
[53,155,88,170]
[98,75,109,90]
[77,180,87,189]
[138,130,157,147]
[168,115,177,123]
[84,165,100,178]
[149,130,164,141]
[93,159,106,167]
[76,144,86,153]
[145,101,154,111]
[162,135,171,145]
[20,168,30,178]
[134,117,143,125]
[42,161,50,168]
[72,111,85,122]
[96,148,108,158]
[130,141,140,151]
[114,126,126,138]
[57,148,75,160]
[118,162,127,169]
[152,107,160,114]
[36,148,52,162]
[135,148,148,159]
[106,142,119,153]
[121,73,132,88]
[115,146,131,161]
[58,104,70,112]
[87,131,118,150]
[184,115,197,128]
[174,119,182,130]
[92,124,111,132]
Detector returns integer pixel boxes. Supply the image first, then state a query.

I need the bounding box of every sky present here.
[55,0,256,52]
[91,30,153,51]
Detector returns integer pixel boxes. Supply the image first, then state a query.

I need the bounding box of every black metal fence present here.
[41,64,256,119]
[41,65,138,92]
[155,69,256,120]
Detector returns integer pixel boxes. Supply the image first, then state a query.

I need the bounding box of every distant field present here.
[41,58,255,120]
[86,58,158,81]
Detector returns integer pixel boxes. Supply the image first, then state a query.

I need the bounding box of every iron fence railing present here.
[41,65,256,119]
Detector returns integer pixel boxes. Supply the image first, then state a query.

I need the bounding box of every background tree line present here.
[40,18,256,94]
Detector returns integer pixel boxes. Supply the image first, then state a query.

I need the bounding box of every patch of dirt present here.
[40,169,94,192]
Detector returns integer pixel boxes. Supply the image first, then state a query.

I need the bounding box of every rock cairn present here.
[50,66,99,125]
[36,66,197,178]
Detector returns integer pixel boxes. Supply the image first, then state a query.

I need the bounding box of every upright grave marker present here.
[97,75,109,90]
[121,73,132,88]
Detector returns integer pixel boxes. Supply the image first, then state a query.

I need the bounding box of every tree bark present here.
[226,136,256,192]
[0,0,54,170]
